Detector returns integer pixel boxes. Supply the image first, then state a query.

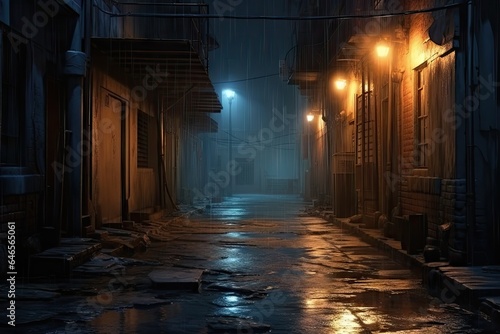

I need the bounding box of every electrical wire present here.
[213,73,278,84]
[94,1,467,20]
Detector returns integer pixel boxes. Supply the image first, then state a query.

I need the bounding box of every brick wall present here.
[398,0,458,248]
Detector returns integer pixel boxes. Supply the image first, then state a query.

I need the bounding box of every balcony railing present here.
[92,0,210,68]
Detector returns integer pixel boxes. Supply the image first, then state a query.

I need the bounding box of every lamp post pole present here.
[306,112,314,201]
[228,97,233,196]
[224,89,235,197]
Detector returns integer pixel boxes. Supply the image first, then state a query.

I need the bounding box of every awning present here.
[91,38,222,113]
[287,71,320,97]
[187,113,218,133]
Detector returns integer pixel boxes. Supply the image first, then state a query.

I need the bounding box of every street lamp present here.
[306,112,315,122]
[334,79,347,90]
[223,89,235,196]
[305,111,315,200]
[376,40,390,58]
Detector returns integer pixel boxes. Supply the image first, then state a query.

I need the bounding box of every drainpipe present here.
[0,0,7,162]
[84,0,92,218]
[0,35,3,159]
[64,14,87,236]
[465,0,477,265]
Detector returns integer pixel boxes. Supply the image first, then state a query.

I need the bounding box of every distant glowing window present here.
[414,63,428,167]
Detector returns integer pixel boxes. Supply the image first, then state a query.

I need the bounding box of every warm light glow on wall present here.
[335,79,347,90]
[376,41,390,57]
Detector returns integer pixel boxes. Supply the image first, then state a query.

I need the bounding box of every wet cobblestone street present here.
[6,195,500,333]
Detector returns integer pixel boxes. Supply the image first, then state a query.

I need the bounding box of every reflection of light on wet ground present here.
[205,194,304,219]
[216,208,248,217]
[219,247,241,265]
[224,295,239,303]
[92,308,150,333]
[222,256,238,263]
[305,298,317,308]
[211,294,251,317]
[226,232,242,238]
[330,309,363,333]
[355,309,381,325]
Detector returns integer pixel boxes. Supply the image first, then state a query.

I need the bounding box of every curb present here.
[332,216,425,270]
[313,212,500,326]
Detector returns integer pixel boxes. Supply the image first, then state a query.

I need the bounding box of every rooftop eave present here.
[91,38,222,112]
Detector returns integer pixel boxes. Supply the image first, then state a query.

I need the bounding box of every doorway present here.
[95,91,127,225]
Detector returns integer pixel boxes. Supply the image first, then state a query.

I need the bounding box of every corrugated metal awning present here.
[92,38,222,113]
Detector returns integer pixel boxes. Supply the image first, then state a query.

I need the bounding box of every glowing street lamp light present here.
[306,112,315,122]
[223,89,235,101]
[335,79,347,90]
[376,41,390,58]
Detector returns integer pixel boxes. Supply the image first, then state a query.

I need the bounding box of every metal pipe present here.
[387,45,394,213]
[0,35,3,160]
[465,0,476,265]
[84,0,93,219]
[65,13,86,236]
[361,62,366,216]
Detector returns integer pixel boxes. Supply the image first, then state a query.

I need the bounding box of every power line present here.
[214,73,279,84]
[95,1,466,20]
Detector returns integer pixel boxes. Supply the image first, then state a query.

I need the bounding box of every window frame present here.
[414,62,429,168]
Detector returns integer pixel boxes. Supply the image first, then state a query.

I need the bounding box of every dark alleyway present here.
[5,195,500,333]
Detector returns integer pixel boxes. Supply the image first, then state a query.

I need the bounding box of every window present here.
[137,110,152,168]
[414,63,428,167]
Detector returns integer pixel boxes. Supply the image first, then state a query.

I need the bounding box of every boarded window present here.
[137,110,152,168]
[414,63,429,167]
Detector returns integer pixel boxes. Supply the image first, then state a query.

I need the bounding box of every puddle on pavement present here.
[211,294,254,307]
[329,270,373,279]
[350,289,431,312]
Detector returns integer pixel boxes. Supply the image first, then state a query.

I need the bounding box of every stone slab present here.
[30,238,101,277]
[148,268,204,291]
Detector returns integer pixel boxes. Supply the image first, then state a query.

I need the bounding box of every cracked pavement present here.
[2,194,499,333]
